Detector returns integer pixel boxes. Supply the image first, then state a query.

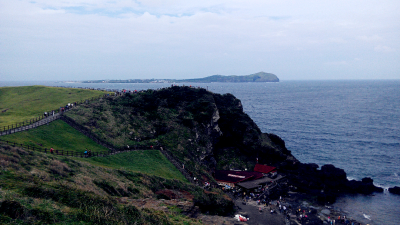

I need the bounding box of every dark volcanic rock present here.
[319,164,347,193]
[388,186,400,195]
[320,164,347,181]
[345,177,383,194]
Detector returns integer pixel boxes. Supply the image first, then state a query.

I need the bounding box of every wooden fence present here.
[0,139,154,158]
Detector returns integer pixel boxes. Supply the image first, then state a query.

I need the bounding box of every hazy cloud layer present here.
[1,0,399,81]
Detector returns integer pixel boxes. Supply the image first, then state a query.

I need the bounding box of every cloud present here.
[324,61,348,66]
[357,35,383,42]
[0,0,399,81]
[374,45,395,53]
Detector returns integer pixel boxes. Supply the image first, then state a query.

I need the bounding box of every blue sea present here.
[2,80,400,224]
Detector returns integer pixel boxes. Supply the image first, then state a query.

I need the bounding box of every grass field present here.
[0,119,186,181]
[0,119,109,154]
[0,85,108,127]
[80,150,187,182]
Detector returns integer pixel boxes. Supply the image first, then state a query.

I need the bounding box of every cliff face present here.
[67,86,296,180]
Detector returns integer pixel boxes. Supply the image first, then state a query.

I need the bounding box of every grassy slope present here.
[0,144,211,224]
[0,120,109,154]
[79,151,187,181]
[0,120,186,181]
[0,85,108,127]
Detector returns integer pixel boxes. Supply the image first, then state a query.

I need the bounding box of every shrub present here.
[194,190,235,216]
[0,200,25,219]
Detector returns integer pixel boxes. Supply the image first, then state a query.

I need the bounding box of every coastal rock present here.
[345,177,383,194]
[360,177,383,193]
[388,186,400,195]
[320,164,347,181]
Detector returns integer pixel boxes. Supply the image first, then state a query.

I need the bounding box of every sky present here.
[0,0,399,81]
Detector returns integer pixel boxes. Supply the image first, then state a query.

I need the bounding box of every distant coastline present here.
[63,71,279,84]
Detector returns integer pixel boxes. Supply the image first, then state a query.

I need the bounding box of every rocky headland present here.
[67,85,384,202]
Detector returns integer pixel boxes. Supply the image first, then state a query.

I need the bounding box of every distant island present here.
[175,72,279,83]
[73,72,279,83]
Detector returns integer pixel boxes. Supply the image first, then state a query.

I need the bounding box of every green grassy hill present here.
[0,144,234,224]
[0,119,186,181]
[80,150,186,181]
[0,85,109,127]
[0,120,109,154]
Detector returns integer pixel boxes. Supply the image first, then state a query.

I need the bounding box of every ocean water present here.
[211,81,400,225]
[2,80,400,224]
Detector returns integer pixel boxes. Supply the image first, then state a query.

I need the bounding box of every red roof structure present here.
[254,164,277,174]
[214,170,264,184]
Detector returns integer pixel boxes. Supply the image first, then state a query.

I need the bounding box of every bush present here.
[0,200,25,219]
[194,191,235,216]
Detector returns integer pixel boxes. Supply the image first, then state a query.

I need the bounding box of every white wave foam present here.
[363,214,371,220]
[346,176,357,181]
[374,182,390,191]
[394,173,399,178]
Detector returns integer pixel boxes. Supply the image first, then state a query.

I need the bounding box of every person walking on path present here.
[84,149,88,158]
[50,148,54,154]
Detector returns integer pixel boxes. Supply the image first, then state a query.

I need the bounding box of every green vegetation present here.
[66,87,222,181]
[80,150,187,181]
[0,85,109,127]
[0,144,235,224]
[0,120,109,154]
[0,119,185,181]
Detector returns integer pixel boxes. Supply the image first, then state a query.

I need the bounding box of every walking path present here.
[0,113,62,136]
